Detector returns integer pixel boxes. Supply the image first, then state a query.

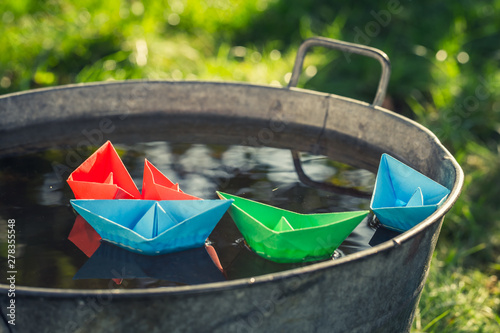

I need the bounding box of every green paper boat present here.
[217,192,369,263]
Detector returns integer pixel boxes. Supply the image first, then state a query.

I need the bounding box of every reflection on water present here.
[73,242,225,285]
[0,141,398,289]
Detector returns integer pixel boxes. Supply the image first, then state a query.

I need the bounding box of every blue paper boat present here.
[70,199,233,255]
[370,154,450,232]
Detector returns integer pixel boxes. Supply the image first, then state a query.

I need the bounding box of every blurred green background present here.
[1,0,499,331]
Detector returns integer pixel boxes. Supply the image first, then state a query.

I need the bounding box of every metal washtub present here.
[0,38,463,333]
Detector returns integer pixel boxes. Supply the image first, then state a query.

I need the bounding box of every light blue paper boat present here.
[370,154,450,232]
[70,199,233,255]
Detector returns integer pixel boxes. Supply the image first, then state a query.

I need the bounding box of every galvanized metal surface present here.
[0,79,463,333]
[289,37,390,198]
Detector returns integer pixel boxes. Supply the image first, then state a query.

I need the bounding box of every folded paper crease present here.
[370,154,450,232]
[217,191,368,263]
[71,199,233,255]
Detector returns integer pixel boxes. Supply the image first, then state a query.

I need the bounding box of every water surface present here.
[0,141,399,289]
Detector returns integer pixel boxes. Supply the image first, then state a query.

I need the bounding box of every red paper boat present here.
[142,160,200,200]
[67,141,200,200]
[67,141,141,199]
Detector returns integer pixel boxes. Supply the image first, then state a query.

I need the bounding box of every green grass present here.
[414,255,500,333]
[1,1,499,331]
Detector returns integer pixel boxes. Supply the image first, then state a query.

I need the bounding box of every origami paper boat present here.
[67,141,200,200]
[74,242,225,285]
[370,154,450,232]
[142,159,200,200]
[70,199,233,255]
[217,192,369,263]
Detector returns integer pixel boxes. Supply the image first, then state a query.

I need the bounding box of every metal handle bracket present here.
[288,36,391,106]
[289,37,391,198]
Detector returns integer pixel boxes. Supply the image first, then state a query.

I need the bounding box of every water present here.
[0,141,400,289]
